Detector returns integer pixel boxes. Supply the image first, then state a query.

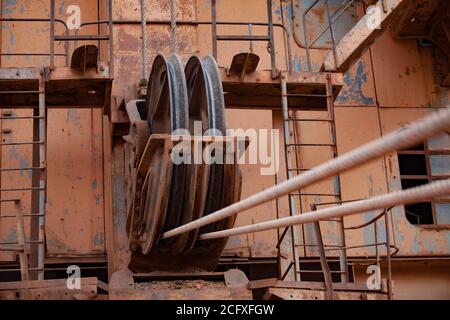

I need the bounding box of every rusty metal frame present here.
[300,0,359,71]
[0,18,70,66]
[0,0,114,73]
[79,18,293,73]
[397,143,450,226]
[210,0,278,79]
[49,0,114,74]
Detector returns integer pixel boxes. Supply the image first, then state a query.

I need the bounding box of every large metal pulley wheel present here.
[125,53,242,271]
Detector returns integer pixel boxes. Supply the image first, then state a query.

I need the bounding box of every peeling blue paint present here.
[8,146,32,179]
[67,109,81,128]
[9,32,14,48]
[4,229,17,243]
[424,237,439,253]
[95,194,102,205]
[411,237,420,254]
[2,0,17,15]
[275,1,294,30]
[293,56,302,72]
[19,158,32,179]
[59,1,65,15]
[363,211,376,255]
[92,179,98,190]
[93,231,104,246]
[336,61,374,105]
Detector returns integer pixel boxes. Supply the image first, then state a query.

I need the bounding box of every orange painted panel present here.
[0,0,106,260]
[335,107,391,257]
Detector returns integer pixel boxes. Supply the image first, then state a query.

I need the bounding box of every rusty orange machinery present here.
[123,54,244,272]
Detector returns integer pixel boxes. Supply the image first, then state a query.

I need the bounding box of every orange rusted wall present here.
[354,260,450,299]
[0,0,105,262]
[0,0,448,266]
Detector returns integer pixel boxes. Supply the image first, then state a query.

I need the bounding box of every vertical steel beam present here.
[325,0,338,70]
[108,0,114,77]
[267,0,277,79]
[211,0,217,60]
[140,0,149,80]
[50,0,55,68]
[384,208,393,300]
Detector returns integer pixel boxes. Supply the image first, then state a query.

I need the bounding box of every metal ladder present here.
[278,73,349,283]
[0,71,47,280]
[0,199,29,281]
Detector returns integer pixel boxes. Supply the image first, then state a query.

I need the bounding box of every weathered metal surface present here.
[0,1,447,302]
[221,69,344,110]
[109,269,252,300]
[70,45,99,71]
[267,287,388,300]
[354,260,450,299]
[0,1,108,264]
[380,108,450,256]
[0,66,111,108]
[123,54,244,272]
[323,0,411,72]
[293,0,358,49]
[391,0,446,39]
[0,277,100,300]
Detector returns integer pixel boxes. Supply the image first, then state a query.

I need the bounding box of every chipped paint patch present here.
[336,61,374,105]
[93,231,104,247]
[2,0,17,15]
[66,109,81,128]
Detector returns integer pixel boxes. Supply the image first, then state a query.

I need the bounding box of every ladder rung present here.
[54,34,110,41]
[295,244,342,248]
[290,193,340,197]
[0,267,43,273]
[0,245,24,252]
[0,187,45,192]
[0,141,44,146]
[286,143,335,147]
[315,199,365,206]
[285,118,333,122]
[0,116,45,120]
[296,270,345,274]
[0,167,45,172]
[284,93,332,98]
[216,35,270,41]
[0,91,43,94]
[0,240,44,245]
[0,213,45,219]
